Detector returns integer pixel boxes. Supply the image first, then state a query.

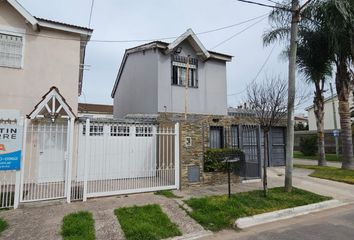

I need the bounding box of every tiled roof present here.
[78,103,113,114]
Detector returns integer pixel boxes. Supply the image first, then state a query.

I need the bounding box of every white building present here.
[306,95,354,131]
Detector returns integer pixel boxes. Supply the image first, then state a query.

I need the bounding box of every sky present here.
[18,0,319,114]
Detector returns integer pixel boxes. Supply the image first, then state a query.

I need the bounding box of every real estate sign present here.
[0,110,22,171]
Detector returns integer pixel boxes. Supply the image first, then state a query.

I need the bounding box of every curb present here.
[235,199,347,229]
[169,231,213,240]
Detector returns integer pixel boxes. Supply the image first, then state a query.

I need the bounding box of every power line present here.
[2,13,268,44]
[227,44,277,96]
[235,0,292,11]
[211,16,267,49]
[88,0,95,28]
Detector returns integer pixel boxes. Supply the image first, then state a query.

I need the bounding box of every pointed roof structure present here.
[28,87,76,120]
[111,29,233,97]
[165,29,211,60]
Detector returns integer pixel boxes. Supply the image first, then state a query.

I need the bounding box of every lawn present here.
[61,211,95,240]
[185,187,331,231]
[293,151,341,162]
[115,204,182,240]
[154,190,183,198]
[294,164,354,184]
[0,218,8,235]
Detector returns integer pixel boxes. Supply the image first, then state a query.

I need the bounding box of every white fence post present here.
[174,123,180,190]
[66,118,75,203]
[83,118,90,201]
[14,117,26,209]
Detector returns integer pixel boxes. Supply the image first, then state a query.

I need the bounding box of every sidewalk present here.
[1,167,353,240]
[294,158,342,168]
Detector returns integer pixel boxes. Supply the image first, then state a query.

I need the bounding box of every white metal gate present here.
[76,119,179,200]
[20,121,69,202]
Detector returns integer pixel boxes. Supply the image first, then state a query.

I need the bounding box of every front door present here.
[38,123,67,183]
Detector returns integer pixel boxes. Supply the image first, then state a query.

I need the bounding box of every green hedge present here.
[299,136,318,156]
[204,148,244,172]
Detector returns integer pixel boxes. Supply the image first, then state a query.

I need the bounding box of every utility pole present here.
[329,82,339,158]
[184,55,190,121]
[285,0,300,192]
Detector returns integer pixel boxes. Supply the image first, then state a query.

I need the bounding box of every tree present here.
[247,77,288,197]
[296,29,332,166]
[263,0,317,191]
[316,0,354,169]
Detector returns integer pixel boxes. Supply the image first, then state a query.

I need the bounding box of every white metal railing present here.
[20,122,69,202]
[0,171,16,209]
[76,120,179,200]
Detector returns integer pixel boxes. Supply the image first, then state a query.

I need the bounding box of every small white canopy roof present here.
[28,87,75,120]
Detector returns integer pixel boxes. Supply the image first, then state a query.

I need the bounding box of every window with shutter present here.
[0,33,23,68]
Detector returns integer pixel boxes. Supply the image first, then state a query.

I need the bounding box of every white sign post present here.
[0,110,23,208]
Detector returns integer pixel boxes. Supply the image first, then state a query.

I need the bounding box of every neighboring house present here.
[78,103,113,119]
[111,29,232,118]
[294,114,308,127]
[306,95,354,131]
[0,0,92,116]
[0,0,92,208]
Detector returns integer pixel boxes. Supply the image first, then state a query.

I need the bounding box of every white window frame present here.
[172,62,198,87]
[0,25,26,69]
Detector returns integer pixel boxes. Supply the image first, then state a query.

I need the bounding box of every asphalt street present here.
[204,203,354,240]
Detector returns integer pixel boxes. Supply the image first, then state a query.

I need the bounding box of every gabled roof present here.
[165,29,210,60]
[7,0,38,31]
[111,29,233,97]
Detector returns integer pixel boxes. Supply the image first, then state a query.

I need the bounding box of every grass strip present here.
[61,211,95,240]
[185,187,331,231]
[0,218,8,235]
[294,164,354,184]
[115,204,182,240]
[293,151,341,162]
[155,190,183,198]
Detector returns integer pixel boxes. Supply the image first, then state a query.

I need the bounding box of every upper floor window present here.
[0,33,24,68]
[171,55,198,88]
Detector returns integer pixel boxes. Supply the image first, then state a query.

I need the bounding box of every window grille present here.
[110,125,130,136]
[136,126,153,137]
[0,33,23,68]
[83,125,104,136]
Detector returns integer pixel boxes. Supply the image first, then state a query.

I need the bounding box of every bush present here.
[204,148,244,172]
[299,136,318,156]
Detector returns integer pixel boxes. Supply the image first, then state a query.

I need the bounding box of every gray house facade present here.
[111,29,232,118]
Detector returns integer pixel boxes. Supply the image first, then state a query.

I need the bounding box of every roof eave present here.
[36,19,93,37]
[7,0,38,31]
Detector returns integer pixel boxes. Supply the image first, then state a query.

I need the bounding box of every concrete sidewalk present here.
[1,167,353,240]
[294,158,342,168]
[0,193,205,240]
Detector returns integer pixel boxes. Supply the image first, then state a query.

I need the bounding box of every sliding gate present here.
[76,119,179,200]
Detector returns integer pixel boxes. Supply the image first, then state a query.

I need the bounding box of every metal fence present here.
[76,119,179,200]
[0,171,16,209]
[20,121,69,202]
[208,124,262,179]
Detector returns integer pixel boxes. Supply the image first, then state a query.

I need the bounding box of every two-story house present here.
[111,29,232,118]
[0,0,92,207]
[0,0,92,116]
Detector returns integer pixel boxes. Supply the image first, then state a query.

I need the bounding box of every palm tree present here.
[296,29,332,166]
[317,0,354,170]
[264,0,354,170]
[263,1,332,167]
